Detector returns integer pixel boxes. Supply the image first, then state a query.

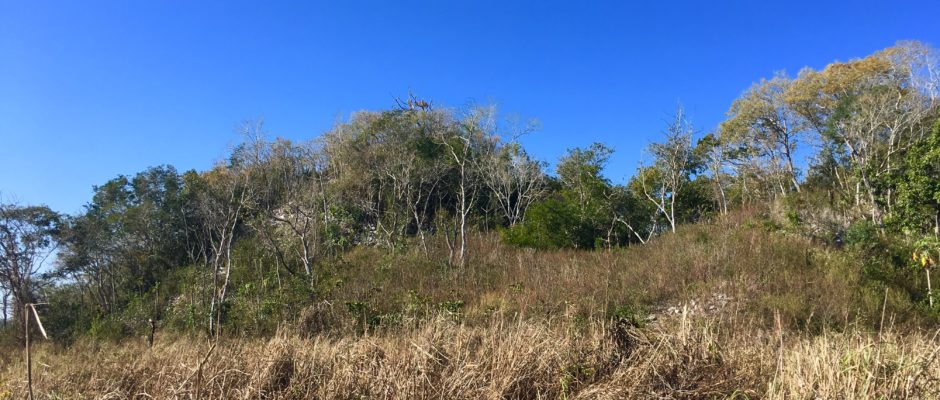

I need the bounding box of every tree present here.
[788,42,939,227]
[695,133,730,214]
[322,108,448,249]
[507,143,623,249]
[55,211,116,313]
[613,183,659,245]
[722,73,805,195]
[268,141,328,280]
[405,136,448,256]
[557,143,614,224]
[0,202,60,330]
[640,107,697,233]
[196,162,253,338]
[2,288,8,327]
[54,165,195,316]
[437,107,489,266]
[477,139,546,227]
[236,131,329,282]
[894,119,940,235]
[502,195,582,249]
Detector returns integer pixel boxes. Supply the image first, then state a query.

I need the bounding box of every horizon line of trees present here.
[2,41,938,339]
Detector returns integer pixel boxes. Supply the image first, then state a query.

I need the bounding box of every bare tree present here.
[640,107,696,233]
[479,143,546,226]
[268,141,329,281]
[406,149,447,256]
[199,166,248,338]
[436,107,489,267]
[198,120,264,337]
[473,112,546,227]
[706,137,731,215]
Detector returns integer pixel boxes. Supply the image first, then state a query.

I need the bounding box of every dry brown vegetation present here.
[2,211,939,399]
[2,314,938,399]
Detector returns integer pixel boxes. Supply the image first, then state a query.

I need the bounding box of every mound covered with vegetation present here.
[2,213,939,398]
[2,42,940,398]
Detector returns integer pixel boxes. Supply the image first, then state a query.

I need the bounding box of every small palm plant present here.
[912,237,938,308]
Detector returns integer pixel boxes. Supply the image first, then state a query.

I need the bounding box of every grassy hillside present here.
[2,211,938,398]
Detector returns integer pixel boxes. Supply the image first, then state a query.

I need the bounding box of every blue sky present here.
[2,1,939,214]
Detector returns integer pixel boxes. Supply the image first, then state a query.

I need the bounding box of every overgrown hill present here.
[22,208,935,343]
[2,211,938,398]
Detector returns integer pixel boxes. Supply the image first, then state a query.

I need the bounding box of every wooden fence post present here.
[24,303,48,400]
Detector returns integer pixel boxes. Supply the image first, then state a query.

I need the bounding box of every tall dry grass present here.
[1,312,937,399]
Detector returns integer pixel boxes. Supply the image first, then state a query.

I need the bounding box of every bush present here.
[845,220,879,249]
[503,197,586,249]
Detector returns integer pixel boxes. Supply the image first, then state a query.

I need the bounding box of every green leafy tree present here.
[55,166,195,314]
[0,202,61,329]
[894,119,940,236]
[506,143,623,248]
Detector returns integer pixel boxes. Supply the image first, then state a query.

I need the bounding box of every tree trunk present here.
[413,206,429,257]
[456,163,471,267]
[861,174,883,231]
[668,190,677,233]
[215,228,236,338]
[782,137,801,193]
[927,267,934,308]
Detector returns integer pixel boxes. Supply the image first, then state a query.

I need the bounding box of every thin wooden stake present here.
[879,287,889,341]
[24,303,48,400]
[29,304,48,339]
[927,266,933,308]
[148,318,156,348]
[25,304,32,400]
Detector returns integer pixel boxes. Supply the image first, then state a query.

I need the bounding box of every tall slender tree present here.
[640,107,697,233]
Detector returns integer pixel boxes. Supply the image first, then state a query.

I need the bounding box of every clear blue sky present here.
[2,1,938,214]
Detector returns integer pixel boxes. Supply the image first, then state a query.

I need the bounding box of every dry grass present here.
[1,312,937,399]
